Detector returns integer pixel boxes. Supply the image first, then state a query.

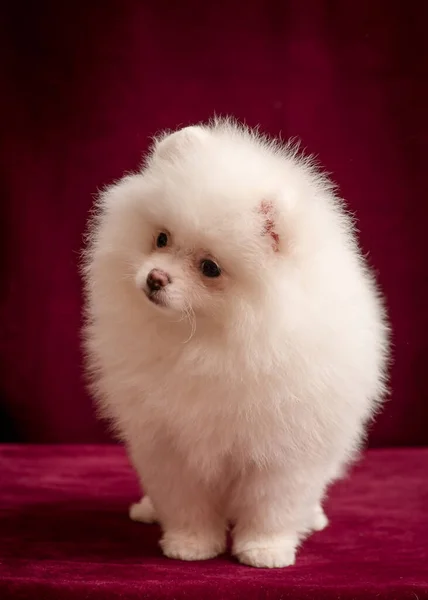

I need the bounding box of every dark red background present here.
[1,1,427,445]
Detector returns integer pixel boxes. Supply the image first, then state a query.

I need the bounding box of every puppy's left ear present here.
[258,200,280,253]
[153,126,208,162]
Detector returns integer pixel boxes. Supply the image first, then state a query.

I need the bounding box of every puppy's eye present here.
[201,259,221,278]
[156,232,168,248]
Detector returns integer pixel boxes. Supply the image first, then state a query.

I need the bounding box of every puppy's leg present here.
[230,466,326,568]
[128,440,227,561]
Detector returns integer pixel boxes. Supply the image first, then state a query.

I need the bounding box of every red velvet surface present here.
[0,445,427,599]
[1,1,428,445]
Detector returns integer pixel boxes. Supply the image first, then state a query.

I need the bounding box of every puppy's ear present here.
[154,126,208,162]
[258,200,280,253]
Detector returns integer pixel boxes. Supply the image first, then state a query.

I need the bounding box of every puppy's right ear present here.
[153,126,208,162]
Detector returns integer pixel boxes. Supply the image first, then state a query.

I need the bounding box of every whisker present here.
[182,302,196,344]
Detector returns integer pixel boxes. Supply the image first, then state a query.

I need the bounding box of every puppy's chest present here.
[137,336,290,456]
[145,367,286,463]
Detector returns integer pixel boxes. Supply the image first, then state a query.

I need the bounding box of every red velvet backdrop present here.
[0,1,427,445]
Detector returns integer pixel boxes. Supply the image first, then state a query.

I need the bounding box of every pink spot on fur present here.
[260,200,279,252]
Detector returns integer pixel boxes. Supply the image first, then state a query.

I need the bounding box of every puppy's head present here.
[95,121,315,323]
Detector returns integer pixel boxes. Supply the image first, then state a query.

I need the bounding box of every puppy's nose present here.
[146,269,170,291]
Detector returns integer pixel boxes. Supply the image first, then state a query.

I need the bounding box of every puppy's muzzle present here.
[146,269,171,292]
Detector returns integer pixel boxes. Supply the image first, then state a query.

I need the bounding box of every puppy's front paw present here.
[237,546,296,568]
[129,496,157,524]
[161,529,226,561]
[233,535,297,568]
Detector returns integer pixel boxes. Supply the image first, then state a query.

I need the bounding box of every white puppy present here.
[82,118,389,568]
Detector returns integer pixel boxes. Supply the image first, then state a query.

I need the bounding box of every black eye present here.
[201,259,221,278]
[156,232,168,248]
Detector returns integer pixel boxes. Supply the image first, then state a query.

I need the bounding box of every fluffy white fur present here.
[82,118,389,568]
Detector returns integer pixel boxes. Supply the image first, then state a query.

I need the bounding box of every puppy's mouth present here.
[145,289,167,308]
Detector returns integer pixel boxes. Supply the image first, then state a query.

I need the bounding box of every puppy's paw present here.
[129,496,157,524]
[237,545,296,569]
[161,529,226,561]
[310,504,329,532]
[233,535,297,569]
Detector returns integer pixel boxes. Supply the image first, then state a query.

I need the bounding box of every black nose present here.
[147,269,170,291]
